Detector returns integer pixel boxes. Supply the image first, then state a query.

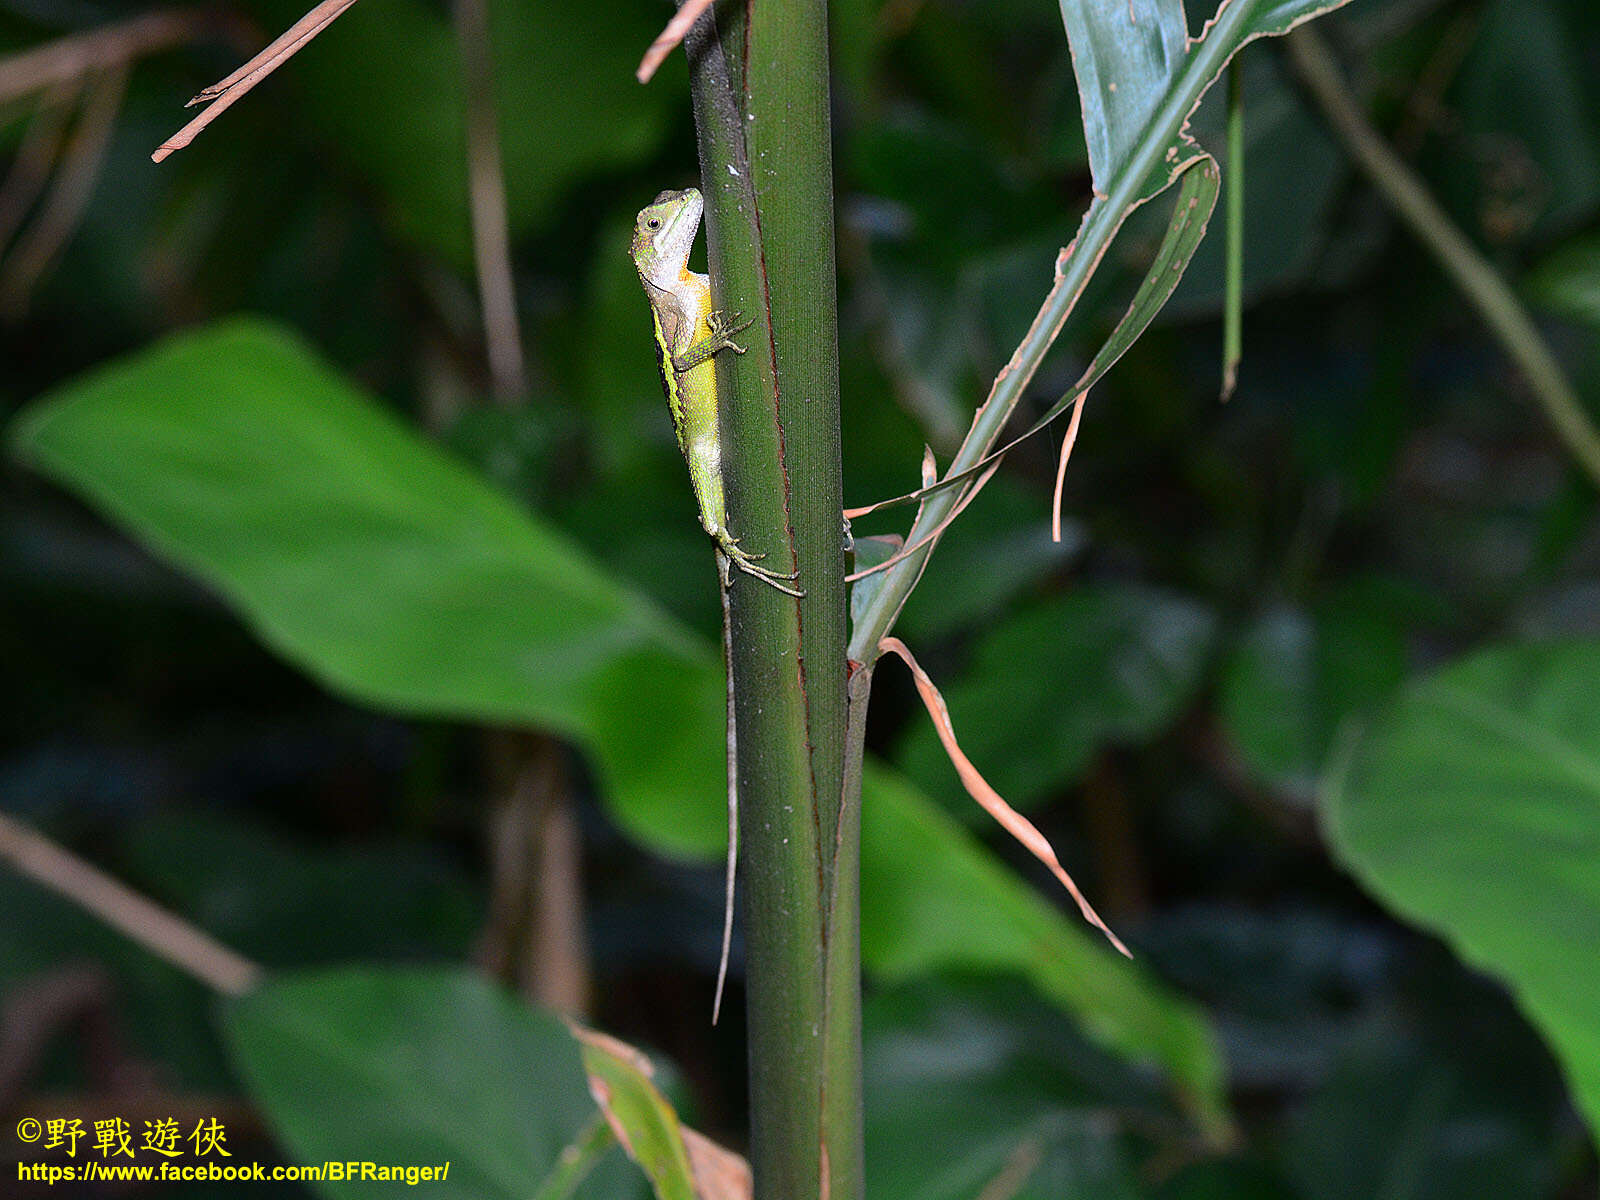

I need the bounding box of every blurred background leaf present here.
[4,0,1600,1192]
[1218,578,1418,795]
[225,966,646,1199]
[7,318,1229,1130]
[895,587,1217,811]
[225,0,677,266]
[1326,638,1600,1138]
[10,318,728,854]
[1527,232,1600,329]
[864,980,1153,1200]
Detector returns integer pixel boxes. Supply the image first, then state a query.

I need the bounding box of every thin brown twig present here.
[1391,4,1480,158]
[636,0,716,85]
[0,813,262,997]
[153,0,360,162]
[0,83,77,254]
[476,733,589,1015]
[0,10,218,107]
[973,1134,1046,1200]
[183,0,349,105]
[453,0,525,403]
[0,66,127,316]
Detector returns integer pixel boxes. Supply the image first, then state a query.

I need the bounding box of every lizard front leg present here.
[672,310,754,373]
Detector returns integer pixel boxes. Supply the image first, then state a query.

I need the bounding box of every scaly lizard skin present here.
[631,186,802,1023]
[630,187,802,595]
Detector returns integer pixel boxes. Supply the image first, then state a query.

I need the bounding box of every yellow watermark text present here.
[15,1115,448,1186]
[16,1160,451,1186]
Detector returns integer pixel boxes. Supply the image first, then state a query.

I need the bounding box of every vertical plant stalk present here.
[452,0,526,404]
[1286,25,1600,489]
[682,0,858,1195]
[1221,64,1245,399]
[477,732,591,1016]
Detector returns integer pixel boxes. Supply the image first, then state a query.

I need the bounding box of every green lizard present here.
[631,187,802,595]
[631,186,802,1022]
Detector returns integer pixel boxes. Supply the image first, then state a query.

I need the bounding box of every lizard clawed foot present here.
[707,309,754,354]
[718,537,804,597]
[672,310,755,372]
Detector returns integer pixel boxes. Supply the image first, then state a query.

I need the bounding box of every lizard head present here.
[631,188,703,290]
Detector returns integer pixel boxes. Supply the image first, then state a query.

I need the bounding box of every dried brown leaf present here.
[879,636,1130,957]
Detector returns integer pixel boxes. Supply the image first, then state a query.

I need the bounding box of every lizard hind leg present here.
[719,534,804,597]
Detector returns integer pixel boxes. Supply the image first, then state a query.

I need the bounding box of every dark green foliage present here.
[4,0,1600,1195]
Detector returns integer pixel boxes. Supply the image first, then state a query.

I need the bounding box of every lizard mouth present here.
[651,189,703,279]
[634,187,706,290]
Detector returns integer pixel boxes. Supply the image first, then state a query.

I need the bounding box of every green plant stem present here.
[528,1115,612,1200]
[684,1,858,1196]
[1285,25,1600,489]
[846,0,1267,665]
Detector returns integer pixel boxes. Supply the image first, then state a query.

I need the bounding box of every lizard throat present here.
[641,248,691,293]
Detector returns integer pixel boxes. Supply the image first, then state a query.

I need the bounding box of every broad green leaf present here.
[223,966,643,1200]
[120,810,481,965]
[1324,639,1600,1137]
[863,763,1231,1142]
[10,319,1227,1127]
[866,983,1149,1200]
[897,587,1217,809]
[1059,0,1354,208]
[1527,232,1600,330]
[1221,609,1321,789]
[10,318,726,858]
[1283,1015,1569,1200]
[1060,0,1189,197]
[1220,591,1407,794]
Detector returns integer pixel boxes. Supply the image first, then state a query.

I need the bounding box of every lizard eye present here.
[647,217,661,229]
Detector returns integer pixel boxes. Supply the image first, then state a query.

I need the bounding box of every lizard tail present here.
[712,549,738,1025]
[712,806,736,1024]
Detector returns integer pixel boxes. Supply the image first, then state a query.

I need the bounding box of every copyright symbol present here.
[16,1117,41,1142]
